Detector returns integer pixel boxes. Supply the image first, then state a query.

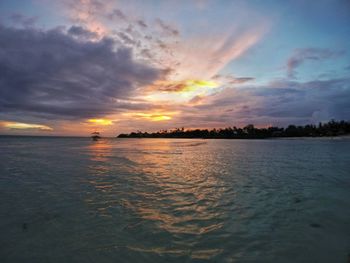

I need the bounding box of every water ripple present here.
[1,137,350,262]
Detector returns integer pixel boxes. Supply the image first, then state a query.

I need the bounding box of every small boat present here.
[91,131,101,141]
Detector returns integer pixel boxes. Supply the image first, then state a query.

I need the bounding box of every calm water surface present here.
[0,137,349,262]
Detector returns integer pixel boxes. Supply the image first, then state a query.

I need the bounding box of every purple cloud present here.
[68,25,98,39]
[9,13,38,27]
[179,78,350,127]
[0,24,164,121]
[287,48,344,78]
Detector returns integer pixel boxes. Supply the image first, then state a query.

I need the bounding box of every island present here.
[117,120,350,139]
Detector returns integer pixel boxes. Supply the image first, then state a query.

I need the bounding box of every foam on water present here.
[0,137,349,262]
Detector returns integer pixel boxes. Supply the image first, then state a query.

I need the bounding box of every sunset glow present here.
[125,112,178,121]
[149,79,219,93]
[1,122,53,131]
[0,2,349,261]
[0,0,349,136]
[87,119,113,126]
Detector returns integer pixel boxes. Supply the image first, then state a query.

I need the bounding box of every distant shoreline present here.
[116,135,350,140]
[1,135,350,140]
[117,120,350,139]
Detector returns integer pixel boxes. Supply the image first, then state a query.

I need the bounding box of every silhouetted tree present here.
[117,120,350,139]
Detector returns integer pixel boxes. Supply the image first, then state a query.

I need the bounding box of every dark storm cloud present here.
[287,48,344,78]
[0,24,163,120]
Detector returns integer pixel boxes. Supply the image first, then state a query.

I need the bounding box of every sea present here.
[0,136,349,262]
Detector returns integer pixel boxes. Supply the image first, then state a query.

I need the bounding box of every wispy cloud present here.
[107,8,127,21]
[161,24,268,81]
[155,18,179,36]
[60,0,268,82]
[62,0,113,37]
[213,74,255,84]
[287,48,344,78]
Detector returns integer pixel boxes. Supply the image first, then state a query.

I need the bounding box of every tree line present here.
[117,120,350,139]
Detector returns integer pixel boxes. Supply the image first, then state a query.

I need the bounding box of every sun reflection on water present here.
[84,139,231,259]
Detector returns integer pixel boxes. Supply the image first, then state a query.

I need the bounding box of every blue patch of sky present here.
[0,0,68,29]
[222,0,350,83]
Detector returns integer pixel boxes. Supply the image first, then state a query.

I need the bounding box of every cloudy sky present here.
[0,0,349,136]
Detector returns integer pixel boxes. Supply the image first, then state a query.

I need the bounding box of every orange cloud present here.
[147,79,219,93]
[87,118,113,125]
[0,121,53,131]
[123,111,179,121]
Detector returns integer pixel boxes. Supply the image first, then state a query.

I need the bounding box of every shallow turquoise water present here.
[0,137,349,262]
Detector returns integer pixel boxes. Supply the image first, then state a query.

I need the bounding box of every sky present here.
[0,0,349,136]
